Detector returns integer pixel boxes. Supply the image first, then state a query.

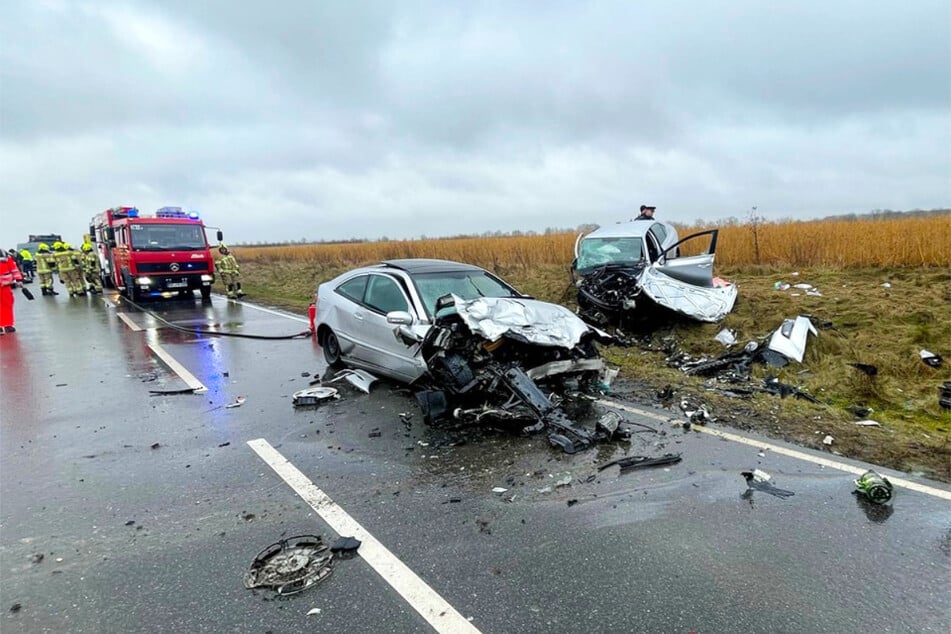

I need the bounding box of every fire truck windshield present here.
[129,223,207,251]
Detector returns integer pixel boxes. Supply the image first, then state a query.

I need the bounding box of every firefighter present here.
[215,245,245,299]
[18,248,35,283]
[54,242,85,297]
[35,243,59,295]
[80,243,102,294]
[0,249,24,333]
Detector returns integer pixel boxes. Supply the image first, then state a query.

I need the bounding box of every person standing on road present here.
[18,248,35,283]
[53,242,85,297]
[0,250,24,333]
[80,243,102,294]
[634,204,656,221]
[35,243,59,296]
[215,245,245,299]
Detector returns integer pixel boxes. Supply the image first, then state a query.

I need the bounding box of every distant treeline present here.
[233,208,950,247]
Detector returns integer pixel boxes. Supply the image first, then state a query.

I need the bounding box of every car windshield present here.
[130,223,207,251]
[412,271,520,317]
[576,237,644,270]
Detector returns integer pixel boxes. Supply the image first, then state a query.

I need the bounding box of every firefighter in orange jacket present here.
[0,251,24,333]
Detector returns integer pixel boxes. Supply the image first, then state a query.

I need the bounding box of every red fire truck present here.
[89,206,223,301]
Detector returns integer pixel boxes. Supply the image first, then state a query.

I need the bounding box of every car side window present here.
[646,232,661,262]
[336,275,368,303]
[364,275,409,314]
[649,225,667,244]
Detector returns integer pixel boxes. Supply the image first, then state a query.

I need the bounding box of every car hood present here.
[451,295,599,348]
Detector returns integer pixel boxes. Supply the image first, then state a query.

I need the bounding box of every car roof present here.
[380,259,486,274]
[581,220,675,240]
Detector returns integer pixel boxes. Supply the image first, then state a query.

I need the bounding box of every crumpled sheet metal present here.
[452,295,595,348]
[638,266,738,322]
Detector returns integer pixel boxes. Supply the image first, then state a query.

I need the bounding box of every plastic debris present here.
[597,453,682,472]
[244,535,333,595]
[307,608,322,616]
[854,470,894,504]
[292,386,339,407]
[854,420,881,427]
[741,471,795,499]
[919,350,943,368]
[491,487,508,494]
[940,382,951,410]
[324,369,379,393]
[822,435,834,445]
[554,475,572,488]
[225,396,246,409]
[715,328,737,346]
[881,282,892,288]
[329,536,361,553]
[767,315,817,363]
[773,281,791,291]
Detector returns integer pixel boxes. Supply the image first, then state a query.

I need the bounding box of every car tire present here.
[322,329,344,368]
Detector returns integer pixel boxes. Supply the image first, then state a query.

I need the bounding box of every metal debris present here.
[920,349,943,368]
[854,470,894,504]
[244,535,333,596]
[741,471,795,499]
[598,453,682,472]
[324,369,379,393]
[225,396,246,408]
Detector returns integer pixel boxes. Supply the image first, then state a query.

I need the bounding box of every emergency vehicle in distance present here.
[89,206,223,301]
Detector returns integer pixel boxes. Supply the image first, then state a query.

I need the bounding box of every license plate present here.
[167,282,188,289]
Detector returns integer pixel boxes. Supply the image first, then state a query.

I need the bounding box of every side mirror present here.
[89,226,96,242]
[216,230,223,242]
[386,310,414,326]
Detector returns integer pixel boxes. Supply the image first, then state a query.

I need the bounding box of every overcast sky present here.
[2,1,949,245]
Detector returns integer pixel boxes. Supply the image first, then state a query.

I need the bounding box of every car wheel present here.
[322,329,344,368]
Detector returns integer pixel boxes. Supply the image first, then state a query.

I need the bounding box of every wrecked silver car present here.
[313,259,617,452]
[572,222,737,325]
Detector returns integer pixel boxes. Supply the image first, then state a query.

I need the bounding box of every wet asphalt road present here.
[1,290,949,633]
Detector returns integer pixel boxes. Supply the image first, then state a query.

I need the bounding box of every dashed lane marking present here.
[598,398,951,501]
[247,438,481,634]
[148,343,207,393]
[116,311,142,331]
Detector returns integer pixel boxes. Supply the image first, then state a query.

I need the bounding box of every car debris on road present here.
[244,535,334,596]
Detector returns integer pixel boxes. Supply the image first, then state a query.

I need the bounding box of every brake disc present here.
[244,535,333,595]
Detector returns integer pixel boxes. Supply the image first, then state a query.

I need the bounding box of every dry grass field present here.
[232,214,950,480]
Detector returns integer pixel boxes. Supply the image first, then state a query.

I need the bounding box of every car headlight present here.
[136,277,153,285]
[200,274,213,282]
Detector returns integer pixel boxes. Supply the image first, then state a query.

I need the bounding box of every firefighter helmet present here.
[63,242,72,250]
[38,243,50,252]
[81,243,92,252]
[52,241,64,250]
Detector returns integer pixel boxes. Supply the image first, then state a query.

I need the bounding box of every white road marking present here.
[116,312,142,331]
[225,298,310,323]
[148,343,207,393]
[247,438,481,634]
[598,398,951,501]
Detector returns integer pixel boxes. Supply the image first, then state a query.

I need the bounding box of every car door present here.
[638,229,738,322]
[331,274,371,360]
[357,273,424,381]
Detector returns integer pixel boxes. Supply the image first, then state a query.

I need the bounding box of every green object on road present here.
[854,470,894,504]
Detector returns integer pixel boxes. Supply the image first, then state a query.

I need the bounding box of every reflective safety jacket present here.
[19,249,33,262]
[216,253,239,274]
[0,256,23,287]
[53,249,78,271]
[35,251,57,274]
[83,251,100,273]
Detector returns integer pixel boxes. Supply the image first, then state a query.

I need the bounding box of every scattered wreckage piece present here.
[572,224,737,326]
[939,382,951,410]
[598,453,682,473]
[767,316,817,364]
[244,535,333,596]
[292,386,340,407]
[854,470,894,504]
[763,376,819,403]
[920,349,943,368]
[741,470,795,499]
[324,369,379,394]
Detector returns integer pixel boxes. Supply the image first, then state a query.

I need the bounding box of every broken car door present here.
[638,229,738,322]
[357,274,424,381]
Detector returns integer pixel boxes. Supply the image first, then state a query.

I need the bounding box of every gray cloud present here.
[1,0,948,245]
